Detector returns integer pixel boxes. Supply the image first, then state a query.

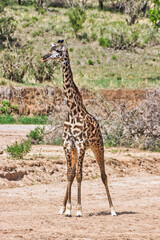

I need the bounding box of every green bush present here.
[38,8,45,14]
[68,7,86,37]
[98,37,111,48]
[0,100,18,115]
[7,139,31,159]
[31,57,57,83]
[0,100,10,114]
[112,55,117,60]
[0,17,16,48]
[0,47,32,82]
[27,126,45,144]
[88,59,94,65]
[149,0,160,30]
[0,114,16,124]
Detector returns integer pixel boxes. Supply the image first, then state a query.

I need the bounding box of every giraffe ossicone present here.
[42,40,117,217]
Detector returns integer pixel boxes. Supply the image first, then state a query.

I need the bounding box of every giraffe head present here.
[41,40,66,62]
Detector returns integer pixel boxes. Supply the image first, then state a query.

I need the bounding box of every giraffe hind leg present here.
[76,146,86,217]
[91,146,117,216]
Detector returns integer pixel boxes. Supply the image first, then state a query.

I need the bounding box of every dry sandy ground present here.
[0,125,160,240]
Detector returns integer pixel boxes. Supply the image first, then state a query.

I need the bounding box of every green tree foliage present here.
[68,7,86,37]
[149,0,160,30]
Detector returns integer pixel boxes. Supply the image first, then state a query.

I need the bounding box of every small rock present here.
[0,151,3,155]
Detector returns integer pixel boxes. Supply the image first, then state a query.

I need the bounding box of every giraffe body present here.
[42,40,116,217]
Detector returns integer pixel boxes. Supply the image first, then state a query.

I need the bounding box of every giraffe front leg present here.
[76,147,85,217]
[65,172,74,217]
[59,145,76,217]
[58,188,68,215]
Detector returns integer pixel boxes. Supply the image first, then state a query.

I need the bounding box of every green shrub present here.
[98,37,111,48]
[27,126,45,144]
[67,7,86,37]
[112,55,117,60]
[2,100,10,106]
[149,0,160,30]
[31,57,57,83]
[7,139,31,159]
[38,8,45,14]
[0,100,10,114]
[0,16,16,48]
[0,114,16,124]
[0,46,32,82]
[88,59,94,65]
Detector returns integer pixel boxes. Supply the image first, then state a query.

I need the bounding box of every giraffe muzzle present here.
[41,53,51,62]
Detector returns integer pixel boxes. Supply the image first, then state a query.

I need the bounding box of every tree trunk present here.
[38,0,44,6]
[18,0,22,5]
[99,0,103,10]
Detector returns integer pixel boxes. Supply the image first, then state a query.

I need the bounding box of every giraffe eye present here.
[56,50,61,53]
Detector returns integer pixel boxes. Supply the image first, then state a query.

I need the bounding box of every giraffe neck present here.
[61,48,85,117]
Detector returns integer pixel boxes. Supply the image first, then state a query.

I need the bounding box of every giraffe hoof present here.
[65,204,71,217]
[111,208,117,216]
[76,213,82,217]
[76,205,82,217]
[65,214,72,217]
[58,206,65,215]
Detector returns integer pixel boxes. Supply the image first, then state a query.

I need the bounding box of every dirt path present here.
[0,175,160,240]
[0,125,160,239]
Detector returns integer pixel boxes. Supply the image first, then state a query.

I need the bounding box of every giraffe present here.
[41,40,117,217]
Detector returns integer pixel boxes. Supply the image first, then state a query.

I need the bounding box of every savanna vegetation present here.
[0,0,159,89]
